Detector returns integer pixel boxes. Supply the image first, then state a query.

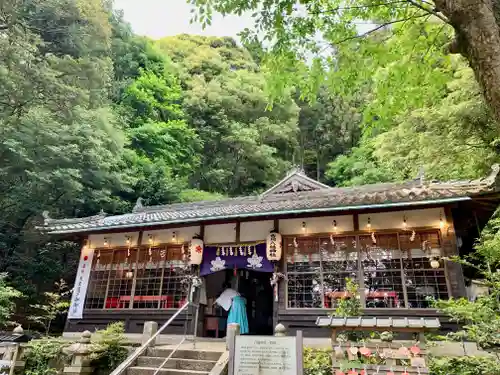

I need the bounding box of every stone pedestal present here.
[226,323,240,350]
[63,331,93,375]
[274,323,287,337]
[142,321,158,347]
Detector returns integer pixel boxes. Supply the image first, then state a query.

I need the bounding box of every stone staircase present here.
[126,346,226,375]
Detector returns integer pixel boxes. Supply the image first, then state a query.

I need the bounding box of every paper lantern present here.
[266,231,282,261]
[189,237,204,265]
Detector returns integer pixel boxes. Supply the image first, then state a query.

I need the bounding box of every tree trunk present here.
[436,0,500,122]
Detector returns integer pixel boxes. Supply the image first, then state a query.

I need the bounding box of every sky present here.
[113,0,254,40]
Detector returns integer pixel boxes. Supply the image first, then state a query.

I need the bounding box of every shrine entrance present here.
[201,269,273,338]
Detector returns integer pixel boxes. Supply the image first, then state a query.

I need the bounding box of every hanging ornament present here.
[160,248,166,259]
[330,234,335,246]
[398,346,410,357]
[359,346,371,357]
[189,236,204,265]
[216,247,220,256]
[410,230,416,242]
[266,231,282,261]
[230,246,234,256]
[293,237,298,248]
[371,232,377,244]
[239,246,244,256]
[253,245,257,256]
[410,345,421,355]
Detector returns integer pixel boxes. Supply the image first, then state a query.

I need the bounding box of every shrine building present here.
[39,167,500,338]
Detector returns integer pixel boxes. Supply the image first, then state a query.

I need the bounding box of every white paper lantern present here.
[266,231,282,261]
[189,237,204,265]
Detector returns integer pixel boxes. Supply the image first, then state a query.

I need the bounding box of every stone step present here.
[136,357,217,372]
[127,366,209,375]
[146,348,223,361]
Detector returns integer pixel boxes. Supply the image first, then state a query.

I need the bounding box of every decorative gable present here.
[262,168,331,197]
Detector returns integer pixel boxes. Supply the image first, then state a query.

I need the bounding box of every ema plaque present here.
[233,335,300,375]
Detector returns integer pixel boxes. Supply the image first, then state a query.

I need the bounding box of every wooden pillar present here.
[443,206,467,298]
[273,218,280,330]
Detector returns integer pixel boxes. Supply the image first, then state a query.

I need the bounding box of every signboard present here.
[233,335,301,375]
[68,247,94,319]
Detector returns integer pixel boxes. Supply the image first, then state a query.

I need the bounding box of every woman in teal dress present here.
[227,295,249,334]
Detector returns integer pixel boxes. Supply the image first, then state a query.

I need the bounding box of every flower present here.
[195,245,202,253]
[247,252,263,269]
[210,257,226,272]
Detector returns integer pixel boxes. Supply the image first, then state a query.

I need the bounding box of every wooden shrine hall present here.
[39,166,500,337]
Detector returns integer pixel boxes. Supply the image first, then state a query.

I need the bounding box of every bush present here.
[430,356,500,375]
[23,337,69,375]
[90,322,128,375]
[303,347,332,375]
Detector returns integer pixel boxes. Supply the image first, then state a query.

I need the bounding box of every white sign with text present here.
[68,248,94,319]
[234,336,298,375]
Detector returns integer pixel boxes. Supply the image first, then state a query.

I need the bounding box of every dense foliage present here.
[1,0,500,337]
[24,337,68,375]
[90,322,128,375]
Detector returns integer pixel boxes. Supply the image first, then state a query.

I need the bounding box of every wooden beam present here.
[353,213,359,231]
[235,222,241,243]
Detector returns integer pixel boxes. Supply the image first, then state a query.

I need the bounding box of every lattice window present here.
[400,231,448,308]
[320,236,357,308]
[286,236,358,309]
[160,246,189,309]
[84,250,113,309]
[360,234,405,308]
[285,230,449,310]
[84,245,189,310]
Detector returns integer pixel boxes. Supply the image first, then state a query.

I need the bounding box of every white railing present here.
[109,301,193,375]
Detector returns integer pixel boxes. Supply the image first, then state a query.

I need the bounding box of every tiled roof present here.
[315,316,441,329]
[39,165,500,234]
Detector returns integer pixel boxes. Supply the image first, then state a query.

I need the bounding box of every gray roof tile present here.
[39,165,500,234]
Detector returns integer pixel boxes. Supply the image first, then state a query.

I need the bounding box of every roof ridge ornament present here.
[415,166,425,185]
[133,197,143,212]
[481,163,500,187]
[261,167,331,197]
[42,211,51,225]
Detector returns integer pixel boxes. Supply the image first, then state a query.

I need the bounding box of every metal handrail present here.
[109,301,191,375]
[152,336,187,375]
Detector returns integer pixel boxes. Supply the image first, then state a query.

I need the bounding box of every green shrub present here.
[303,347,332,375]
[23,337,69,375]
[90,322,128,375]
[430,356,500,375]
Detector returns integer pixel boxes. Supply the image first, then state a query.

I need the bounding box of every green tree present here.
[28,280,71,335]
[157,35,300,195]
[0,273,22,326]
[190,0,500,126]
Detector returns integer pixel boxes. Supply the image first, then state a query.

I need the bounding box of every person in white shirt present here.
[215,282,249,334]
